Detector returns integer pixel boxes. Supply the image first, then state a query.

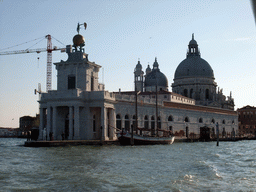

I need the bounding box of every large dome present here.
[145,69,168,87]
[174,56,214,79]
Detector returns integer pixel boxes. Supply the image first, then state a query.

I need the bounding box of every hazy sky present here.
[0,0,255,128]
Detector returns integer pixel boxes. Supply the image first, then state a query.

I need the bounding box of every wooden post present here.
[216,122,219,146]
[131,124,134,146]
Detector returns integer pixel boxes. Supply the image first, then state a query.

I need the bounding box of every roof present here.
[164,101,237,115]
[174,56,214,79]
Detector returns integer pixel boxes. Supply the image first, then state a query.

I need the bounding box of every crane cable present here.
[0,36,45,51]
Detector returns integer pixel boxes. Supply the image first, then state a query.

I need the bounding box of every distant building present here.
[19,114,39,136]
[0,128,19,137]
[37,31,238,141]
[237,105,256,136]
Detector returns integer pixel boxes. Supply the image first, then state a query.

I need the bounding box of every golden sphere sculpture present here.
[73,34,85,47]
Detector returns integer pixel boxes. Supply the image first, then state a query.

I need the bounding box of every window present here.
[168,115,173,121]
[190,89,193,98]
[184,89,188,97]
[184,117,189,122]
[133,115,136,128]
[205,89,209,100]
[144,116,149,129]
[116,114,121,130]
[222,120,225,124]
[151,116,155,130]
[199,118,203,123]
[68,75,76,89]
[157,117,161,129]
[125,115,130,131]
[93,115,96,132]
[211,119,215,124]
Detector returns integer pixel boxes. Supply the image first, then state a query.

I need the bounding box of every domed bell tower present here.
[134,60,144,92]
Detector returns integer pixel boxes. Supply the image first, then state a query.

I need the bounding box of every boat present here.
[117,130,175,145]
[117,78,175,145]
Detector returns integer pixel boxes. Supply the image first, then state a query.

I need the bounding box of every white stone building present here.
[38,33,238,141]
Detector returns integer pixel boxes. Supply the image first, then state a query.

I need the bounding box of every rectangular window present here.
[68,76,76,89]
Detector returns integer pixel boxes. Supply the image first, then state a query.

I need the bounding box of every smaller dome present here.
[73,34,85,47]
[153,57,159,69]
[144,69,168,88]
[135,61,142,70]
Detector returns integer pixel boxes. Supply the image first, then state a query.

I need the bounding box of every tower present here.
[134,60,144,92]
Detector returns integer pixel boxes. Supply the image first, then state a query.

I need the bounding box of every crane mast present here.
[46,35,52,92]
[0,34,65,92]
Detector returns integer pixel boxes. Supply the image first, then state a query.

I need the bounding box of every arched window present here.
[222,120,225,124]
[184,117,189,122]
[144,116,149,129]
[205,89,209,100]
[151,116,155,130]
[157,117,161,129]
[190,89,193,98]
[133,115,136,128]
[125,115,130,131]
[93,115,96,132]
[211,119,215,124]
[199,118,203,123]
[168,115,173,122]
[184,89,188,97]
[116,114,121,130]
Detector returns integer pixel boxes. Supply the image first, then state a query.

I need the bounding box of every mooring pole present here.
[131,124,134,146]
[216,122,219,146]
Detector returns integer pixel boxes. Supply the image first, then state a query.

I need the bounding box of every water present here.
[0,138,256,192]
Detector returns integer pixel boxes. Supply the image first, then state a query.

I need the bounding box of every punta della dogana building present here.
[38,30,238,141]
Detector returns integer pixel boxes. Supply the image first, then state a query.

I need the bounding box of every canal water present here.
[0,138,255,192]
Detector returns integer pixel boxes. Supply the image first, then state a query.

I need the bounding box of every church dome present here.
[174,34,214,80]
[174,56,214,79]
[145,58,168,88]
[145,69,168,87]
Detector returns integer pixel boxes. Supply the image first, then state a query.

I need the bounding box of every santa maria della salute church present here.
[38,29,237,141]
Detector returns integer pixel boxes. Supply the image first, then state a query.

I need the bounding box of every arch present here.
[205,89,210,100]
[211,118,215,124]
[93,115,96,132]
[116,114,122,130]
[199,117,203,123]
[144,115,149,129]
[190,89,193,98]
[151,116,155,130]
[184,117,189,122]
[184,89,188,97]
[157,116,161,129]
[168,115,173,122]
[222,119,225,124]
[132,115,136,128]
[125,114,130,131]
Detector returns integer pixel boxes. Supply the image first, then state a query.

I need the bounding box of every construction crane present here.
[0,35,66,92]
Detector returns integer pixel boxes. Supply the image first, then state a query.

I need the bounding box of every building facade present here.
[237,105,256,136]
[38,32,238,141]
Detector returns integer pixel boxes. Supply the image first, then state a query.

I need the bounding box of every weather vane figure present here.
[77,22,87,34]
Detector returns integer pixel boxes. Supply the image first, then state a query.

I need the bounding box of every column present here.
[109,108,116,140]
[69,106,74,140]
[39,107,45,140]
[52,106,57,140]
[101,107,106,140]
[74,106,80,140]
[46,106,52,141]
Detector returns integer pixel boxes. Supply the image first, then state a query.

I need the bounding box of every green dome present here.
[174,56,214,79]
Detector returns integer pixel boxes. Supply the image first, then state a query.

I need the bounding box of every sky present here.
[0,0,255,128]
